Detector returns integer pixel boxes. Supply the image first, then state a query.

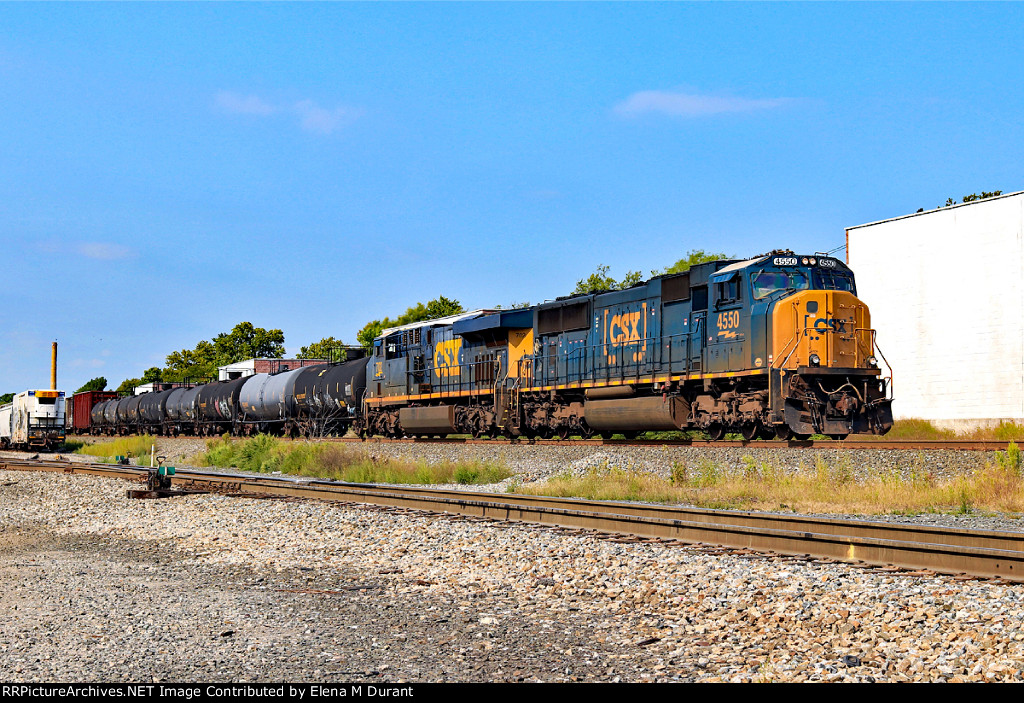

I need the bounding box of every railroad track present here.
[324,436,1019,451]
[67,435,1024,451]
[4,457,1024,583]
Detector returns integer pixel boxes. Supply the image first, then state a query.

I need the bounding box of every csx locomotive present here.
[71,251,893,441]
[360,251,892,441]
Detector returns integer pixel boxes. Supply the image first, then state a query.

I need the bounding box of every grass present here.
[652,418,1024,442]
[200,434,512,485]
[72,435,156,467]
[519,442,1024,516]
[856,418,1024,441]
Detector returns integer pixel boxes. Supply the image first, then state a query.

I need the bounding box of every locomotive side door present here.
[687,283,709,374]
[706,271,749,374]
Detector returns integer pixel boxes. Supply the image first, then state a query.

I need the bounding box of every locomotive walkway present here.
[4,457,1023,582]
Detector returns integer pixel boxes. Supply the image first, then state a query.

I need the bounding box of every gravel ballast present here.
[3,457,1024,682]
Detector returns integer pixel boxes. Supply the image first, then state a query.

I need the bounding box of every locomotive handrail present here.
[530,332,703,389]
[773,300,804,369]
[857,328,894,398]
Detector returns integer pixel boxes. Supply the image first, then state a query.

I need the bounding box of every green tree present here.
[115,378,142,394]
[425,295,463,319]
[357,296,465,351]
[0,393,13,405]
[356,321,388,351]
[298,336,346,361]
[573,264,623,294]
[574,251,729,295]
[213,322,285,364]
[660,249,728,275]
[74,377,108,393]
[141,367,163,384]
[164,340,218,382]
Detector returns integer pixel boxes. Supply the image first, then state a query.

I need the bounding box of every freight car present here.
[0,389,66,450]
[66,390,117,435]
[69,354,367,439]
[360,252,893,440]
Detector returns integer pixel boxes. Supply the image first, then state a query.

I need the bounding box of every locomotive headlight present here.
[809,353,821,367]
[809,257,817,265]
[801,257,809,265]
[867,356,878,368]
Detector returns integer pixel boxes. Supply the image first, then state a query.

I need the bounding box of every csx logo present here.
[608,311,643,344]
[603,306,648,365]
[434,338,462,377]
[805,316,850,333]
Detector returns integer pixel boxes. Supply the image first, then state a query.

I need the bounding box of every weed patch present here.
[200,435,511,485]
[75,435,156,467]
[521,443,1024,516]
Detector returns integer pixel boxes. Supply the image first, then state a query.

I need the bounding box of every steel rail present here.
[64,435,1022,451]
[4,458,1024,582]
[300,437,1019,451]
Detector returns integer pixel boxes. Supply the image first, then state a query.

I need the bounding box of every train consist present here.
[67,251,893,442]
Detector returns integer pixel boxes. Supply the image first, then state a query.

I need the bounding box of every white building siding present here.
[847,192,1024,429]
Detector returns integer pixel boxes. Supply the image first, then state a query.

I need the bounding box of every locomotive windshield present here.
[751,270,810,300]
[752,267,857,299]
[813,269,856,294]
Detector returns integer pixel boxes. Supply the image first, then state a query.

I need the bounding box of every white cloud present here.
[614,90,793,118]
[215,91,277,116]
[215,91,362,134]
[293,100,363,135]
[77,242,134,260]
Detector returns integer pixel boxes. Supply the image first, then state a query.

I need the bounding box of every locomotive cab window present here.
[752,270,810,300]
[813,270,856,294]
[713,273,742,307]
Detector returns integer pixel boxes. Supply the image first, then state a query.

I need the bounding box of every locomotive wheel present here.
[556,426,570,440]
[829,433,849,440]
[707,423,726,441]
[793,433,812,441]
[740,423,760,441]
[600,431,614,440]
[758,425,777,440]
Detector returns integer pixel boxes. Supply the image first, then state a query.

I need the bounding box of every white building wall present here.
[218,359,256,381]
[847,192,1024,430]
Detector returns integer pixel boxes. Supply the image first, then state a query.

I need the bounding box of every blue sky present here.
[1,3,1021,393]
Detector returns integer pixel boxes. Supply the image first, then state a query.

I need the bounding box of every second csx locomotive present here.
[71,252,893,441]
[360,251,893,440]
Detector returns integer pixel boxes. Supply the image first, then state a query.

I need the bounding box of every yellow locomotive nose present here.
[770,290,875,371]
